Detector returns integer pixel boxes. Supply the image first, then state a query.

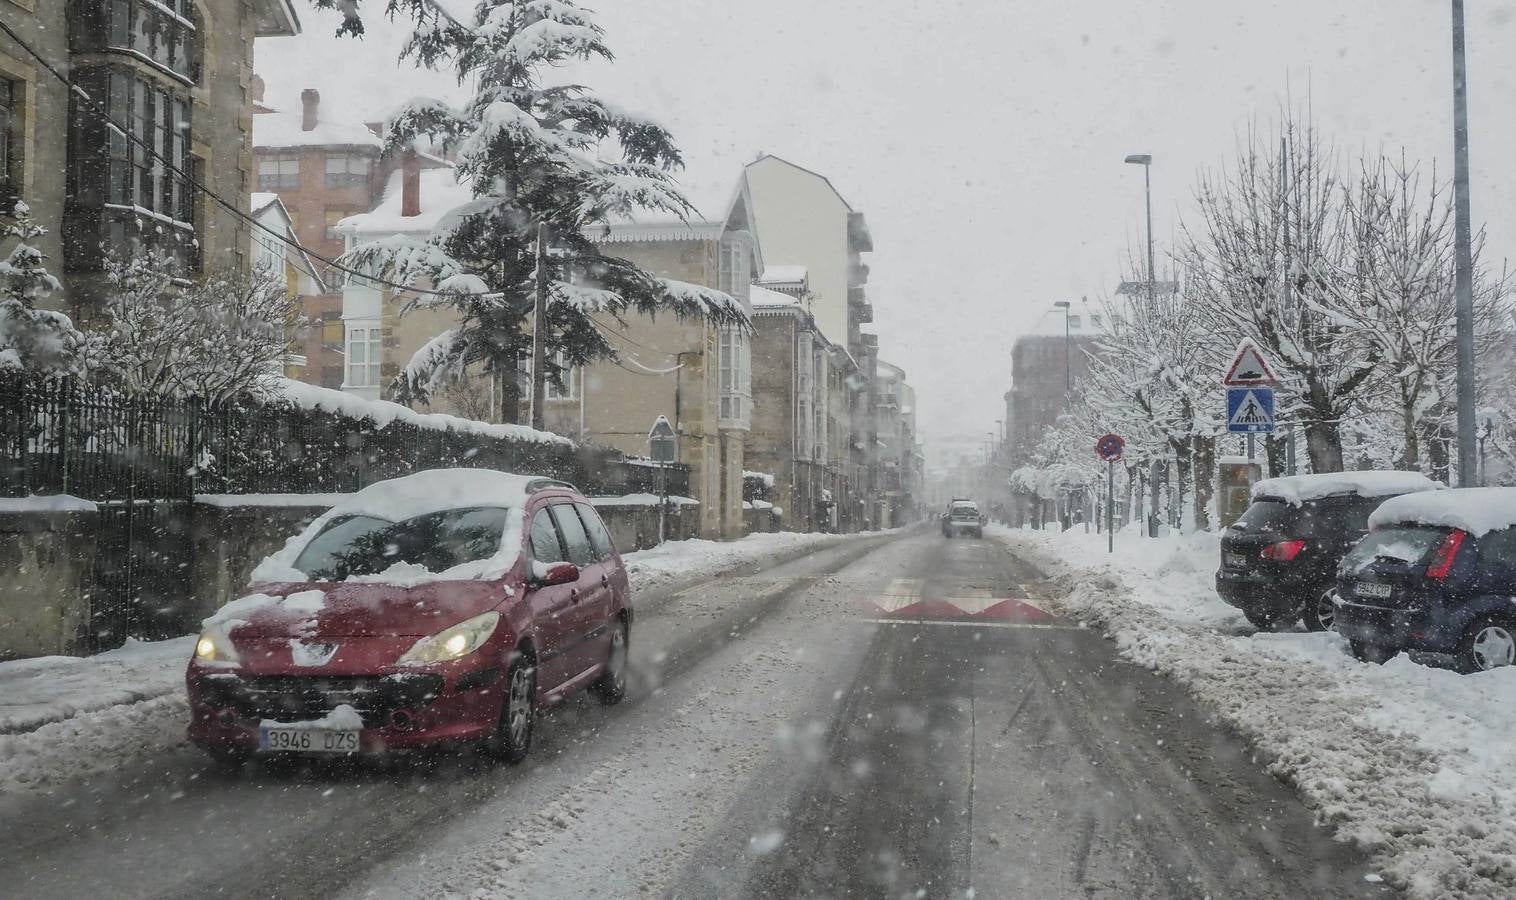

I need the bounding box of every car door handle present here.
[570,588,580,603]
[600,574,610,588]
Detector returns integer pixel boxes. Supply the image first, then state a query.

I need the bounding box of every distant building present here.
[250,192,323,377]
[1005,305,1104,523]
[874,359,922,526]
[4,1,301,314]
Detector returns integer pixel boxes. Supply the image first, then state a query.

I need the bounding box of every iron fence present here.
[0,373,686,501]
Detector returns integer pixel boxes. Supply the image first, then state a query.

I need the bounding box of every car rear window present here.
[1340,526,1446,574]
[293,507,512,580]
[1233,499,1301,533]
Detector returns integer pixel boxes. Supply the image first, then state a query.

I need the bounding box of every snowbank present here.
[994,524,1516,899]
[194,492,353,509]
[1369,486,1516,537]
[0,494,98,513]
[588,493,698,508]
[620,530,860,594]
[1252,470,1442,505]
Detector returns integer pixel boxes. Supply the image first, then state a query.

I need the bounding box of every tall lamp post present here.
[1124,154,1155,309]
[1053,300,1072,400]
[1451,1,1477,485]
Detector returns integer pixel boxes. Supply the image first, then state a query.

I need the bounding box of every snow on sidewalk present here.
[0,530,861,795]
[993,523,1516,900]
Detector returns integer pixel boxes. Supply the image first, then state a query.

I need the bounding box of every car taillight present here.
[1260,539,1306,561]
[1425,529,1467,580]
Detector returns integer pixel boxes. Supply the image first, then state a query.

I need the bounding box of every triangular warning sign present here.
[1229,390,1272,428]
[1223,340,1279,386]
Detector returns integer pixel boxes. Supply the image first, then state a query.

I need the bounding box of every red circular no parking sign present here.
[1095,433,1125,462]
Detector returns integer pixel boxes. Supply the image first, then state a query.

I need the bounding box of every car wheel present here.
[1454,617,1516,674]
[594,617,629,705]
[1243,609,1285,631]
[487,651,536,764]
[1301,588,1337,632]
[1348,639,1395,664]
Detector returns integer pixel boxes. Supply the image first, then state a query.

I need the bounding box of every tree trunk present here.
[1424,425,1451,485]
[1398,385,1420,471]
[1171,440,1192,531]
[1304,418,1344,473]
[1264,434,1288,478]
[1191,435,1216,531]
[498,365,523,425]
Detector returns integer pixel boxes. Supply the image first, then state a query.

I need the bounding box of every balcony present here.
[854,301,873,324]
[849,260,870,287]
[848,212,873,252]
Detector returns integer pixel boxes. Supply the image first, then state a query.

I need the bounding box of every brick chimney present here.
[401,148,421,218]
[300,89,319,131]
[249,74,265,105]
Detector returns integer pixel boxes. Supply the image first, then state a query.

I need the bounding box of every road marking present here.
[858,618,1081,631]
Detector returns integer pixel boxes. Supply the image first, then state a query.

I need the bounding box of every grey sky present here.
[258,0,1516,444]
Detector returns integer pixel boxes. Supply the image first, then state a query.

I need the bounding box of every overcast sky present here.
[258,0,1516,447]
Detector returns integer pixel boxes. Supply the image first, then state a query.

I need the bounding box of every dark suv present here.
[1336,487,1516,672]
[1216,472,1441,631]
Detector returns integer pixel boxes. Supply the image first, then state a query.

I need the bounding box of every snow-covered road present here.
[0,530,1388,899]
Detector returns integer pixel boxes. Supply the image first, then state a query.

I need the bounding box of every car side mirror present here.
[538,562,579,587]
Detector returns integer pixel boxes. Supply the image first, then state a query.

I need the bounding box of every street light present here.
[1053,300,1072,398]
[1451,1,1477,485]
[1124,153,1156,310]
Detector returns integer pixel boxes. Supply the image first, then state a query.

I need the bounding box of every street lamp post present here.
[1053,300,1072,399]
[1124,154,1155,309]
[1451,1,1477,485]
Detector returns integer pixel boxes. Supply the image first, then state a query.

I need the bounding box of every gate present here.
[89,500,194,652]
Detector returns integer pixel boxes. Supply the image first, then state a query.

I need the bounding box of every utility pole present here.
[1451,0,1478,486]
[530,222,550,431]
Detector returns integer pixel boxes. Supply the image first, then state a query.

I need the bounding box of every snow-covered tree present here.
[0,202,87,374]
[337,0,747,422]
[93,252,301,404]
[1325,154,1505,473]
[1182,116,1378,474]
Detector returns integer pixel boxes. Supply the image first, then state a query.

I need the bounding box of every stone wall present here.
[0,506,98,660]
[186,498,336,623]
[593,500,701,553]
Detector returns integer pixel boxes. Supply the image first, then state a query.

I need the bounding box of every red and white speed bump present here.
[859,579,1065,626]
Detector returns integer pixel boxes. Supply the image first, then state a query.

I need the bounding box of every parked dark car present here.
[187,469,632,768]
[1336,487,1516,672]
[1216,472,1442,631]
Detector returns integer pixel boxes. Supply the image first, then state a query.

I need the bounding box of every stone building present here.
[1,0,301,314]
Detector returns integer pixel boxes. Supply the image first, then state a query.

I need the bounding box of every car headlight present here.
[193,627,241,665]
[397,611,501,667]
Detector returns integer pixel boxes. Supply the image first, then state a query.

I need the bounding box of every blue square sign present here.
[1226,387,1275,434]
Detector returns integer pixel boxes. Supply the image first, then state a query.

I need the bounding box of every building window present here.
[0,79,15,203]
[718,238,749,301]
[259,153,299,190]
[325,153,371,188]
[545,351,579,400]
[73,0,202,84]
[346,325,382,388]
[719,325,750,427]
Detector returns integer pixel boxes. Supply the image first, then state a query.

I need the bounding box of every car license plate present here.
[1356,582,1392,599]
[1225,552,1247,568]
[259,726,360,754]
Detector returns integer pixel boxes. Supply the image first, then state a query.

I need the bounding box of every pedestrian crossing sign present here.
[1226,387,1275,433]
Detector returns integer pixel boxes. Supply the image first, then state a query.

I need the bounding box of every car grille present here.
[199,673,444,725]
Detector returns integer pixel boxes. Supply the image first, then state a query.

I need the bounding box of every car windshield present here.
[292,507,512,580]
[1341,526,1447,573]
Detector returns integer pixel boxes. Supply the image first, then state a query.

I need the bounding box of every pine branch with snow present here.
[0,201,87,374]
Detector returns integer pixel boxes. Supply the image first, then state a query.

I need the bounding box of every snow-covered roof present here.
[1369,487,1516,536]
[251,192,281,216]
[750,284,798,309]
[341,167,474,236]
[1016,306,1106,341]
[758,265,808,286]
[253,110,382,151]
[586,220,726,244]
[1252,471,1444,506]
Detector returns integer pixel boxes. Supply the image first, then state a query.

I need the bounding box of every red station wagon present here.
[186,469,632,766]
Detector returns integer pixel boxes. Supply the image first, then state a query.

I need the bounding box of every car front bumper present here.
[187,665,505,755]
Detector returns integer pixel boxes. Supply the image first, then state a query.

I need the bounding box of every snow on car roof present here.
[1251,470,1443,506]
[1368,487,1516,537]
[333,469,545,522]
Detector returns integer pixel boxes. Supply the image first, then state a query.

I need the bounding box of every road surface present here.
[0,530,1386,899]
